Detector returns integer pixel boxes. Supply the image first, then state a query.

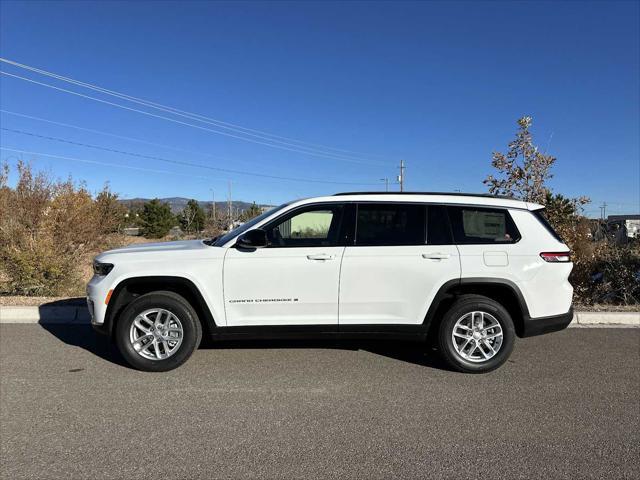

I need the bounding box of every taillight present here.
[540,252,571,263]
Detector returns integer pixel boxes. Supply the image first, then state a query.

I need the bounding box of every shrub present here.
[0,161,121,296]
[572,241,640,305]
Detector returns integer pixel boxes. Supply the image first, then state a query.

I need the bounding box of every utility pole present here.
[380,178,389,192]
[397,160,405,192]
[600,202,607,220]
[227,180,232,227]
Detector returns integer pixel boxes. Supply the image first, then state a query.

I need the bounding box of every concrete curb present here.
[0,305,638,326]
[0,306,91,324]
[571,311,639,327]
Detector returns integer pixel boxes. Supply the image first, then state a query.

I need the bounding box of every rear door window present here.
[355,203,426,246]
[447,206,521,244]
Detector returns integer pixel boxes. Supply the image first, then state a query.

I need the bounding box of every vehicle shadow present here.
[201,338,450,370]
[38,298,129,368]
[37,299,450,371]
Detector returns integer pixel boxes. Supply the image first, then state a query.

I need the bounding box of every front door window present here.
[265,205,343,247]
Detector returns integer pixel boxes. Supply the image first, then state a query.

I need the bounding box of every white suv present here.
[88,192,574,373]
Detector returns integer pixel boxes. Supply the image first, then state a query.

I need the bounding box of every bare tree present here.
[484,116,555,204]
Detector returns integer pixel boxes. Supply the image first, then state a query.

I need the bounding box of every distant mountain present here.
[119,197,271,214]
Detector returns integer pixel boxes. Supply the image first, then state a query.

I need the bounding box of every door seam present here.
[337,246,347,327]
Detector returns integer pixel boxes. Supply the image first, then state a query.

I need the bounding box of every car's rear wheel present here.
[115,291,202,372]
[438,295,515,373]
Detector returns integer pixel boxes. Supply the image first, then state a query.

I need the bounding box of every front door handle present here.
[307,254,335,261]
[422,253,451,260]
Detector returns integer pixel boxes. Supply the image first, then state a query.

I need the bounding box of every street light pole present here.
[210,189,216,220]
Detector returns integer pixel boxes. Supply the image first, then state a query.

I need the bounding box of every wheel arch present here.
[104,276,217,339]
[423,278,530,338]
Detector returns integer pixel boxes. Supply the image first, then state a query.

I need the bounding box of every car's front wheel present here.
[115,291,202,372]
[438,295,515,373]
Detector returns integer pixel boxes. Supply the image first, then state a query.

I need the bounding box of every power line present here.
[0,133,380,185]
[0,146,216,180]
[0,57,390,163]
[0,109,235,163]
[0,71,383,166]
[0,67,389,167]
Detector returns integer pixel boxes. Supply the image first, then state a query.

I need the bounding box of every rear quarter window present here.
[447,206,521,244]
[532,209,564,243]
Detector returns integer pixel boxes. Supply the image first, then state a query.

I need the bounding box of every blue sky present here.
[0,0,638,216]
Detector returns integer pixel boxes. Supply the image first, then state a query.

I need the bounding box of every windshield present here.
[211,202,292,246]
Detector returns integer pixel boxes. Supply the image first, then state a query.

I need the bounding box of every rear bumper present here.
[520,307,574,338]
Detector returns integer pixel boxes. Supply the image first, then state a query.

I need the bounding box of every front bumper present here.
[520,307,574,337]
[86,295,108,336]
[86,273,113,326]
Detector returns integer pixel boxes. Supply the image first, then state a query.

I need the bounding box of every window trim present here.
[426,204,455,246]
[446,205,522,245]
[260,202,346,249]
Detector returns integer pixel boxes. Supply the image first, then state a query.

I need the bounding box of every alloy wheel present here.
[129,308,184,361]
[451,311,503,363]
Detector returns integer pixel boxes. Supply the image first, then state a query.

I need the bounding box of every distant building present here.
[123,227,141,236]
[607,214,640,239]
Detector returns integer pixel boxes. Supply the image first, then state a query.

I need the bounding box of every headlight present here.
[93,261,114,276]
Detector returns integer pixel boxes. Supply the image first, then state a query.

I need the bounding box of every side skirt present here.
[208,324,428,342]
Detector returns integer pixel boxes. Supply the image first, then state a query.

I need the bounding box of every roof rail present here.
[332,191,516,200]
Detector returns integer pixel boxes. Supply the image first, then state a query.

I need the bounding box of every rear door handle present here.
[422,253,450,260]
[307,254,335,261]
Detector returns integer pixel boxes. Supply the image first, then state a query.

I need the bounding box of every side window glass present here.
[265,206,342,247]
[427,205,453,245]
[355,203,425,246]
[448,206,521,244]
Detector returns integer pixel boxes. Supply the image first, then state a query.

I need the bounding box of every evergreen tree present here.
[94,184,127,234]
[141,199,175,238]
[240,202,262,222]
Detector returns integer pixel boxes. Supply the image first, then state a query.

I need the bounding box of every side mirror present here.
[235,229,268,249]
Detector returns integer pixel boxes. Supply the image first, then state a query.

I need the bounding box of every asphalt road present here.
[1,325,639,480]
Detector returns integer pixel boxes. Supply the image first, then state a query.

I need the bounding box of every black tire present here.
[438,294,515,373]
[115,291,202,372]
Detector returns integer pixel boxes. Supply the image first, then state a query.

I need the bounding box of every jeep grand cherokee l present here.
[87,192,574,373]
